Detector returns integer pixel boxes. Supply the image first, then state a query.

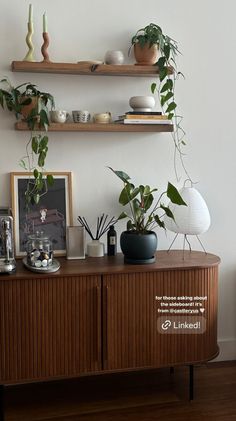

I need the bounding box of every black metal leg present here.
[0,385,4,421]
[189,365,194,401]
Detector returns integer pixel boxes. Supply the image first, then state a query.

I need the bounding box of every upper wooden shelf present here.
[11,61,172,77]
[15,121,173,133]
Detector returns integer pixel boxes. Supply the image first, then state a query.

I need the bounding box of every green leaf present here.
[127,220,133,230]
[159,67,168,81]
[33,194,40,204]
[166,102,177,113]
[108,167,130,183]
[164,91,174,102]
[119,184,132,205]
[160,204,175,220]
[157,56,166,70]
[47,174,54,186]
[31,137,39,154]
[167,182,187,206]
[38,151,46,167]
[39,135,48,151]
[154,215,165,229]
[33,169,39,179]
[163,44,170,60]
[118,211,128,220]
[151,83,157,94]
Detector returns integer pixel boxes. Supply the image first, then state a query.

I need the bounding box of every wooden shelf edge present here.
[15,121,174,133]
[11,61,173,77]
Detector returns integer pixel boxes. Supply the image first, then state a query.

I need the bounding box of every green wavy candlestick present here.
[23,21,35,62]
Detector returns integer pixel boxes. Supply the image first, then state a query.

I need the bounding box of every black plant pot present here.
[120,230,157,264]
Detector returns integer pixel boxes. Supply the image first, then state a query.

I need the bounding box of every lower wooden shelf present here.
[15,121,173,133]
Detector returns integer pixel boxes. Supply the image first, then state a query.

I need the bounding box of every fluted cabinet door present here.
[0,275,101,384]
[103,268,218,371]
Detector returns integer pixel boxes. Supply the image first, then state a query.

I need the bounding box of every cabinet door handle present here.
[95,285,101,365]
[103,285,109,368]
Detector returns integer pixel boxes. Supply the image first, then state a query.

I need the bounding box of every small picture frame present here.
[10,172,73,257]
[66,226,85,259]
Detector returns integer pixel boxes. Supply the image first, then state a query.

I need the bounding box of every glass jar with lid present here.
[26,231,53,268]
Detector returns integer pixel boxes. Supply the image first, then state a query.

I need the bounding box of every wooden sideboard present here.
[0,250,220,404]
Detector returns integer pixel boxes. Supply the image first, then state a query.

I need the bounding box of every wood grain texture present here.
[0,251,220,385]
[0,275,101,383]
[103,267,218,371]
[14,121,173,133]
[11,61,173,77]
[0,251,220,280]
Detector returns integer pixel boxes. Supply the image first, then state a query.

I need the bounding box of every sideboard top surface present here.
[0,250,220,281]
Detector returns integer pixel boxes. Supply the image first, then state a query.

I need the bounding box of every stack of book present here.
[115,111,172,125]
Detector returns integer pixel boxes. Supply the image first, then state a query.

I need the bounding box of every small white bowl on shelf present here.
[129,96,155,112]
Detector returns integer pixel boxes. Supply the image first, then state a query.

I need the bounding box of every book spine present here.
[126,111,162,115]
[123,119,172,125]
[125,115,169,120]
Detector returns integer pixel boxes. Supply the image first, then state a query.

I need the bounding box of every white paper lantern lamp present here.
[164,186,211,252]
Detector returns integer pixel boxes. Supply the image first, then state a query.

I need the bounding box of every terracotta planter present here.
[134,42,158,65]
[20,96,38,120]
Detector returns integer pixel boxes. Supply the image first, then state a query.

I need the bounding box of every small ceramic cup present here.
[72,110,91,123]
[93,112,111,124]
[50,110,69,123]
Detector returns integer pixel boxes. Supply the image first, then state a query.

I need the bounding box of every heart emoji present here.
[200,308,205,313]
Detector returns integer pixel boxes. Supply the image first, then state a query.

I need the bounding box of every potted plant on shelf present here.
[130,23,191,182]
[0,78,55,207]
[109,167,186,264]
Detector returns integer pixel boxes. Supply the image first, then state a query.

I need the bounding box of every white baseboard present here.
[212,338,236,361]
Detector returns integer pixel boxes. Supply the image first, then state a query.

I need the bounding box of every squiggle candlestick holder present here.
[23,21,35,62]
[41,32,51,62]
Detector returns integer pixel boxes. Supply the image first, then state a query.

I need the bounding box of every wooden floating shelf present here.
[15,122,173,133]
[11,61,173,77]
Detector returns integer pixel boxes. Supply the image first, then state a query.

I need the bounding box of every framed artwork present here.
[11,172,73,257]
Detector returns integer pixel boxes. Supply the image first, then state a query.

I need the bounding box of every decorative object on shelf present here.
[107,224,117,256]
[26,230,53,269]
[41,11,50,62]
[50,110,69,123]
[23,4,35,62]
[87,240,105,257]
[23,256,60,273]
[0,79,55,206]
[66,226,85,259]
[109,167,186,264]
[93,112,112,124]
[129,95,155,112]
[72,110,90,123]
[104,50,125,65]
[0,208,16,274]
[10,172,73,257]
[78,214,117,258]
[164,182,211,253]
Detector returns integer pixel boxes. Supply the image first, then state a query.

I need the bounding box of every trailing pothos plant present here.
[0,78,55,207]
[109,167,186,233]
[131,23,191,181]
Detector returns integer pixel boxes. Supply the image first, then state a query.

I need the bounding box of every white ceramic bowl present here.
[129,96,155,112]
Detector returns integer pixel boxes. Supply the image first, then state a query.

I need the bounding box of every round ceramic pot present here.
[129,96,155,112]
[104,50,125,65]
[93,112,111,124]
[120,230,157,264]
[134,42,158,65]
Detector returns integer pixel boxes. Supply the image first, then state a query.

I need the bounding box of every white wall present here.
[0,0,235,360]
